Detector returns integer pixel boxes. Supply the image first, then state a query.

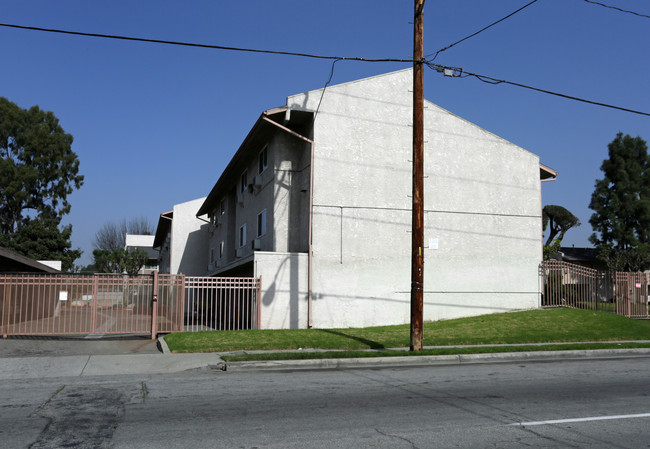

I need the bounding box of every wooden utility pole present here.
[410,0,425,352]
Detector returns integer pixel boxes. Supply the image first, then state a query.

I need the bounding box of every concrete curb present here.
[157,335,171,354]
[223,348,650,372]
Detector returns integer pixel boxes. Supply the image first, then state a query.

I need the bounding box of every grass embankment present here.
[164,308,650,362]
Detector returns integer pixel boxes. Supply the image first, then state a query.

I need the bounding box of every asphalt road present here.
[2,357,650,448]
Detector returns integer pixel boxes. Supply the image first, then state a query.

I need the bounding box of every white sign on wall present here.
[428,238,439,250]
[59,291,68,301]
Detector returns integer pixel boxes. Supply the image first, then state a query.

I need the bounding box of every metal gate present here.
[1,272,184,338]
[184,276,261,331]
[540,260,649,318]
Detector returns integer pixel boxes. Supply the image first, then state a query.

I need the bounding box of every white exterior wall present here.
[254,251,308,329]
[125,234,156,248]
[37,260,62,271]
[170,197,209,275]
[287,69,543,328]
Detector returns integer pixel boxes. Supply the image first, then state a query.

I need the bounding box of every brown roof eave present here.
[153,210,173,248]
[540,163,558,181]
[197,106,289,217]
[0,246,60,273]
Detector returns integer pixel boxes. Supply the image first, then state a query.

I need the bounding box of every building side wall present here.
[170,197,209,275]
[158,240,171,274]
[206,131,309,275]
[272,132,310,253]
[288,68,542,328]
[254,251,308,329]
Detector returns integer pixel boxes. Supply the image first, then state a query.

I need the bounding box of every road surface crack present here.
[375,428,420,448]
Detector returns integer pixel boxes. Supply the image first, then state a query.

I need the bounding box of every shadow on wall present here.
[261,254,303,329]
[177,226,209,275]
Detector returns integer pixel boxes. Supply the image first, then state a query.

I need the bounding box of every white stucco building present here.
[197,69,556,329]
[153,197,209,275]
[124,234,158,274]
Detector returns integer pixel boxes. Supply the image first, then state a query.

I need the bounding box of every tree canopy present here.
[93,248,148,276]
[0,98,83,270]
[589,133,650,271]
[0,97,84,233]
[542,205,580,259]
[0,215,82,271]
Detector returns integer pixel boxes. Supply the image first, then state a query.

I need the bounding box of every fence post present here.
[151,271,159,340]
[2,281,9,339]
[91,274,98,333]
[256,275,262,330]
[179,274,185,332]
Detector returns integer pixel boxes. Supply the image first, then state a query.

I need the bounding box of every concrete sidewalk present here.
[0,336,227,379]
[2,336,650,379]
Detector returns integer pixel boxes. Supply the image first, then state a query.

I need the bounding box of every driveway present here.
[0,335,161,358]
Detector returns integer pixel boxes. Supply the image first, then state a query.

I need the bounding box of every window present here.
[240,170,248,193]
[239,224,247,248]
[219,199,225,215]
[257,209,267,237]
[210,247,215,263]
[258,145,268,174]
[219,241,224,259]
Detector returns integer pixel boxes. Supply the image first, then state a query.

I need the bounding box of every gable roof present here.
[0,246,60,273]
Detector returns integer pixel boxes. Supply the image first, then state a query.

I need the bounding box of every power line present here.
[427,62,650,117]
[2,20,647,117]
[0,22,416,63]
[314,59,342,120]
[582,0,650,19]
[426,0,539,60]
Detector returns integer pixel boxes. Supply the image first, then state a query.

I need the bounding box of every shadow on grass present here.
[317,329,385,349]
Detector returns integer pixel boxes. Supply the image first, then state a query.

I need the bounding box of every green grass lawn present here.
[164,308,650,357]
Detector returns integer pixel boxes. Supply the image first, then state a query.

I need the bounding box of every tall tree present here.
[93,217,154,252]
[0,97,84,233]
[589,133,650,271]
[542,205,580,258]
[0,98,83,270]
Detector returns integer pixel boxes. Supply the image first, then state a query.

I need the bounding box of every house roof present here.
[153,210,173,248]
[558,246,600,262]
[0,246,60,273]
[540,164,558,181]
[196,107,314,217]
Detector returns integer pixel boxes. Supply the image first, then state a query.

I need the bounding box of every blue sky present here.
[1,0,648,266]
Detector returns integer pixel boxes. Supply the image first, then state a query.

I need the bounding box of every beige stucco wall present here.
[254,251,308,329]
[287,68,542,328]
[169,197,209,275]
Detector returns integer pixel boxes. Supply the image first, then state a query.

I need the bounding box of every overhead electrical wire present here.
[426,62,650,117]
[582,0,650,19]
[425,0,539,61]
[0,22,415,63]
[1,21,647,117]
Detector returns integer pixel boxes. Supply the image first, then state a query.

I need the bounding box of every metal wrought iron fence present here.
[1,272,262,338]
[184,276,261,331]
[540,260,649,318]
[1,272,184,338]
